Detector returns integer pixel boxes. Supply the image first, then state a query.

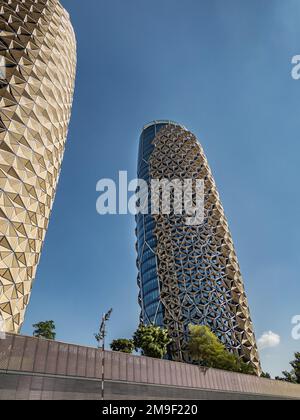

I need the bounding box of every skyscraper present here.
[0,0,76,333]
[136,121,261,374]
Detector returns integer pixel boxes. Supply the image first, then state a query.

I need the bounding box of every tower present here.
[136,121,261,374]
[0,0,76,333]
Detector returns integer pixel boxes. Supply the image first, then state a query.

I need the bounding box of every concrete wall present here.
[0,334,299,400]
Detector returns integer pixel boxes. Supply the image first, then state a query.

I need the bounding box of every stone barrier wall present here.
[0,334,299,400]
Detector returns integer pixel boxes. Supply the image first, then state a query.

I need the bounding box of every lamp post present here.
[96,308,112,400]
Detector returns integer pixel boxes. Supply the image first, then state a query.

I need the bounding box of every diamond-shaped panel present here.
[0,0,76,333]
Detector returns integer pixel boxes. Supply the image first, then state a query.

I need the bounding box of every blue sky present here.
[21,0,300,377]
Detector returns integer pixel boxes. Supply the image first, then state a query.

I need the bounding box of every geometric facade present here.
[136,121,261,375]
[0,0,76,333]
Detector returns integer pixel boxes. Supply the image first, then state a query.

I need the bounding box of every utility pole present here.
[96,308,112,401]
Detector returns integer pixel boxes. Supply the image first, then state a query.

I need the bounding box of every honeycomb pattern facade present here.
[136,122,261,375]
[0,0,76,333]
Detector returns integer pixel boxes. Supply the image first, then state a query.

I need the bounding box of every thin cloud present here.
[258,331,280,350]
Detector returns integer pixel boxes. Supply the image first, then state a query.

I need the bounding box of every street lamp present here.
[95,308,112,400]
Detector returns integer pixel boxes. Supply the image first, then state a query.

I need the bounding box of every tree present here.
[290,352,300,384]
[187,325,255,375]
[276,352,300,384]
[33,320,56,340]
[216,350,255,375]
[261,372,271,379]
[275,371,297,384]
[187,325,224,366]
[133,324,171,359]
[110,339,134,354]
[239,360,255,375]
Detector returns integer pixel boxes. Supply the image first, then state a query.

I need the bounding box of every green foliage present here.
[239,360,256,375]
[276,352,300,384]
[187,325,224,365]
[110,338,134,354]
[94,333,102,347]
[33,320,56,340]
[275,372,296,383]
[133,324,172,359]
[261,372,271,379]
[291,352,300,384]
[187,325,255,375]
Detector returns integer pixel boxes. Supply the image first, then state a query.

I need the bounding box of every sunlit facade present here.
[136,121,261,374]
[0,0,76,333]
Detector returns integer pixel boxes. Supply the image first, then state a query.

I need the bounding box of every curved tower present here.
[136,121,261,374]
[0,0,76,333]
